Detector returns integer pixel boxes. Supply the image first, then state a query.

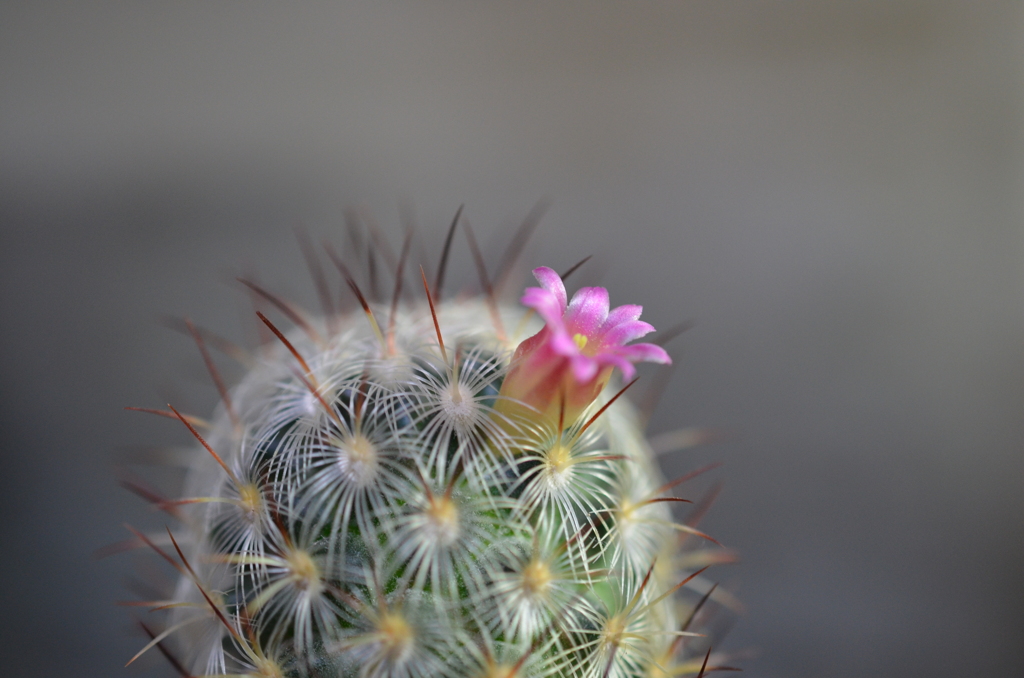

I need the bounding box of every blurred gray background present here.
[1,2,1022,677]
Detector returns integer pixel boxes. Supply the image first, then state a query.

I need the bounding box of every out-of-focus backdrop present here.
[1,2,1022,677]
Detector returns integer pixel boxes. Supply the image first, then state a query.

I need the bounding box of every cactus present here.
[120,221,735,678]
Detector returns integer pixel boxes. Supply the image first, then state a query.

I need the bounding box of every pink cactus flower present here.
[499,266,671,429]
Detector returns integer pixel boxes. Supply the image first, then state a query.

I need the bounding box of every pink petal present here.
[597,353,638,380]
[612,342,672,365]
[564,286,609,336]
[604,304,643,329]
[532,266,567,312]
[521,287,566,327]
[571,354,600,382]
[603,320,656,347]
[548,331,579,357]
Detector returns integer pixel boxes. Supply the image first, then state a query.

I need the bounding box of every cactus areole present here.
[121,241,733,677]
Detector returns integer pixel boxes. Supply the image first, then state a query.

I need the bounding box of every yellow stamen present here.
[573,333,588,350]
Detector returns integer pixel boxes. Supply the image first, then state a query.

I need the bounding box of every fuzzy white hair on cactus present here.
[115,209,739,678]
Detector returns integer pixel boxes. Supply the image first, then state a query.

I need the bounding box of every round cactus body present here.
[125,257,731,678]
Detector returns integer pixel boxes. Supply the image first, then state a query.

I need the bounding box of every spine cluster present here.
[122,250,733,678]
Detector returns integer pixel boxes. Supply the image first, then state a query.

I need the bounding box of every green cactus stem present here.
[120,233,736,678]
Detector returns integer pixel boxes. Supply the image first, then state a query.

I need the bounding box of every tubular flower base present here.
[119,239,737,677]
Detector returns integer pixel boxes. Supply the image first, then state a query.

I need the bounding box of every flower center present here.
[572,333,588,351]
